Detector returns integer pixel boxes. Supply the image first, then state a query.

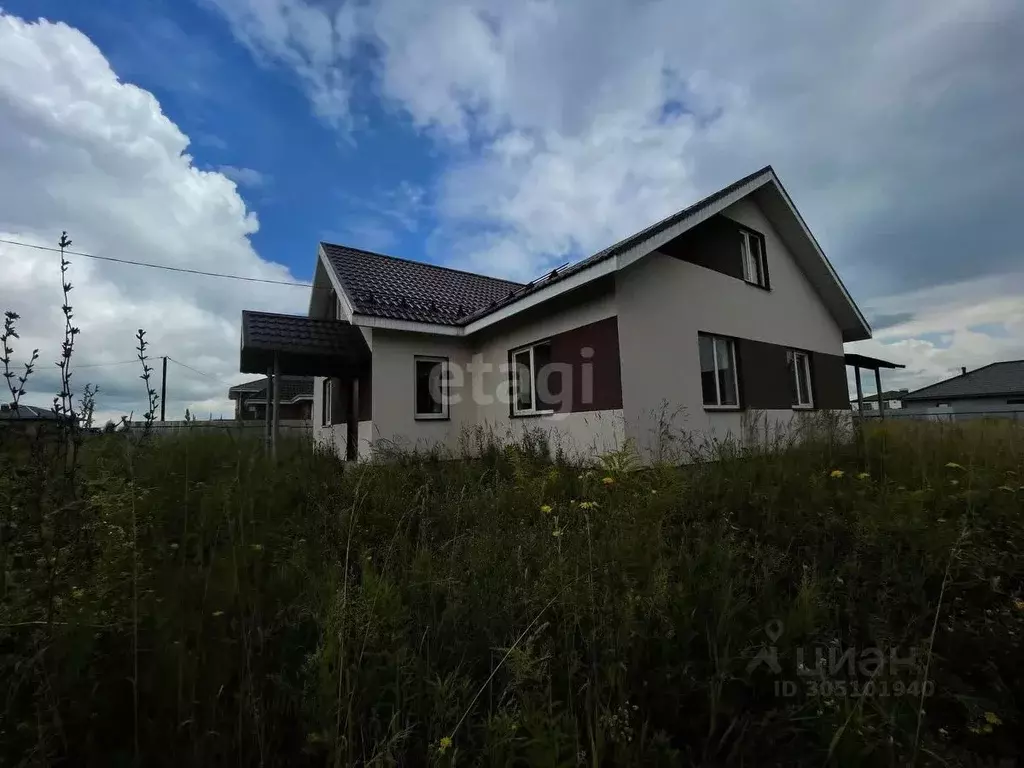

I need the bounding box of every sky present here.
[0,0,1022,423]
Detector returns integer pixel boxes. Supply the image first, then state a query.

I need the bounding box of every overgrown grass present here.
[1,419,1022,766]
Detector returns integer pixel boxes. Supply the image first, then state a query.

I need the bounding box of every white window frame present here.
[414,356,449,420]
[740,230,768,288]
[510,342,555,416]
[700,334,740,409]
[787,350,814,409]
[322,378,333,426]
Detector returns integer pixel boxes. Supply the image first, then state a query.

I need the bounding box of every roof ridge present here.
[905,359,1024,398]
[320,242,525,287]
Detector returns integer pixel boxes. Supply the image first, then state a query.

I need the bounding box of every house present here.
[239,165,876,461]
[0,402,65,437]
[901,361,1024,418]
[228,376,313,421]
[851,389,908,412]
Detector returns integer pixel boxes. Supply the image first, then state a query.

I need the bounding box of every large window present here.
[787,350,813,408]
[699,334,739,407]
[511,341,554,415]
[740,230,768,288]
[414,357,449,419]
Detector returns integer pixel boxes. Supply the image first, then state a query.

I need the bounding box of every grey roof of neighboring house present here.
[903,361,1024,402]
[228,376,313,403]
[0,404,61,421]
[321,165,774,328]
[321,243,524,325]
[850,389,909,404]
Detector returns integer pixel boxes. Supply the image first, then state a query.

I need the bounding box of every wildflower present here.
[71,587,85,600]
[949,479,959,487]
[1013,598,1024,611]
[169,542,179,550]
[579,501,599,511]
[984,711,1002,726]
[552,528,563,537]
[945,461,965,470]
[250,543,263,552]
[650,489,657,495]
[602,476,615,485]
[830,469,844,479]
[439,735,452,753]
[856,472,870,480]
[212,610,224,617]
[540,504,553,514]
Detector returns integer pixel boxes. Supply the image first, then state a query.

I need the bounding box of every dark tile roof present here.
[321,243,524,325]
[0,404,61,421]
[904,361,1024,401]
[322,165,774,327]
[240,311,370,375]
[228,376,313,402]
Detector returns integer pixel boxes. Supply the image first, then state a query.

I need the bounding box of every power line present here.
[167,357,226,383]
[0,237,317,289]
[72,359,139,369]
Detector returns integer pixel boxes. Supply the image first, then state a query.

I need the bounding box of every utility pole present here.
[160,356,167,422]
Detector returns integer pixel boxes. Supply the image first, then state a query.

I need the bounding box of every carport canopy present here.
[239,310,370,377]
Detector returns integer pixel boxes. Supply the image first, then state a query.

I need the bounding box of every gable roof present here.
[0,403,61,421]
[903,361,1024,402]
[240,310,370,376]
[319,166,871,341]
[321,243,523,325]
[228,376,314,403]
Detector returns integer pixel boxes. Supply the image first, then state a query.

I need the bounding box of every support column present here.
[264,366,273,452]
[855,365,865,416]
[874,367,885,421]
[272,352,281,460]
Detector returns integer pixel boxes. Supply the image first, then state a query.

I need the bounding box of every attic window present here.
[740,230,768,288]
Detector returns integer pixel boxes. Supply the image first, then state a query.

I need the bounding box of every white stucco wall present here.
[616,196,847,458]
[359,288,623,459]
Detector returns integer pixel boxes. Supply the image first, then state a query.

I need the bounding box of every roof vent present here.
[961,366,967,375]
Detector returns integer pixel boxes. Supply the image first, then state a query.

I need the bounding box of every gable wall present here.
[616,195,848,459]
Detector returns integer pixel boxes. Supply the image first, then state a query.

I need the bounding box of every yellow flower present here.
[539,504,553,514]
[945,461,965,470]
[830,469,844,479]
[856,472,870,480]
[579,501,599,510]
[439,735,452,753]
[602,476,615,485]
[984,711,1003,726]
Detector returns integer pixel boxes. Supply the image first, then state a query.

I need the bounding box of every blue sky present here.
[0,0,1022,420]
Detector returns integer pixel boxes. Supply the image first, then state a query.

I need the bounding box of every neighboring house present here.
[0,403,64,436]
[902,362,1024,417]
[238,165,873,461]
[851,389,908,412]
[228,376,313,421]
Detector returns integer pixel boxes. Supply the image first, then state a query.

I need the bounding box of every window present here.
[321,378,332,426]
[414,357,449,419]
[511,341,554,415]
[787,350,813,408]
[740,230,767,287]
[699,334,739,407]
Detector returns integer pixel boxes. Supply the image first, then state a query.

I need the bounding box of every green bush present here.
[1,420,1022,766]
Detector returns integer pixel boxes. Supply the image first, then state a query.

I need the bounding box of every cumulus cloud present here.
[207,0,1024,392]
[217,165,268,188]
[0,12,305,423]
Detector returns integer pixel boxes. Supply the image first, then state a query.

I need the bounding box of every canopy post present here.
[855,365,865,415]
[874,367,885,421]
[272,352,281,461]
[264,365,273,453]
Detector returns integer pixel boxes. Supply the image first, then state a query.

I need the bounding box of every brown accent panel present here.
[736,338,792,410]
[548,316,622,413]
[660,214,745,280]
[811,351,850,410]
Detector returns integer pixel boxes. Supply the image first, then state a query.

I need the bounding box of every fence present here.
[130,419,313,438]
[854,408,1023,423]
